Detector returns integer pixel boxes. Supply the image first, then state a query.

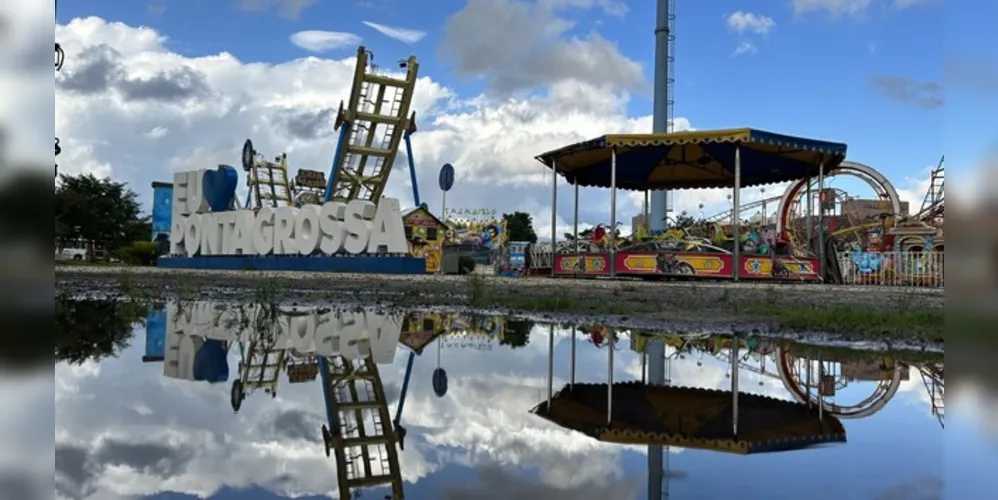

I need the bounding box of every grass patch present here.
[743,301,944,339]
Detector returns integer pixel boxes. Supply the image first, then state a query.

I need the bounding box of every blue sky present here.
[52,0,990,232]
[56,0,953,178]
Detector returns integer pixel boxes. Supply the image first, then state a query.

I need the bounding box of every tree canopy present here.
[55,173,149,250]
[502,211,538,243]
[499,319,534,349]
[55,297,145,365]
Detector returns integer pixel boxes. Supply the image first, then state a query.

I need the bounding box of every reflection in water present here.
[54,298,946,499]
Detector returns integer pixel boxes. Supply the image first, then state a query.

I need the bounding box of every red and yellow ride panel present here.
[554,252,820,281]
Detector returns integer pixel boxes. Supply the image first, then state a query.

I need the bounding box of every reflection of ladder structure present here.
[319,355,404,499]
[244,142,294,208]
[918,364,944,428]
[326,47,419,204]
[918,156,944,222]
[231,338,288,411]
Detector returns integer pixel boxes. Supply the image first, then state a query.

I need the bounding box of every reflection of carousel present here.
[775,344,903,419]
[318,354,405,499]
[533,328,846,494]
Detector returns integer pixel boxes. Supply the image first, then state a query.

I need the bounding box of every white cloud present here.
[733,41,757,56]
[362,21,427,44]
[725,11,776,35]
[791,0,874,17]
[289,30,362,53]
[791,0,938,18]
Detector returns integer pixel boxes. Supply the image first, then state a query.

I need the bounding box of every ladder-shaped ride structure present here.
[241,141,295,208]
[238,46,423,211]
[325,47,421,205]
[319,355,405,499]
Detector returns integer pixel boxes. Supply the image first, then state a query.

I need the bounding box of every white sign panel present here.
[169,169,408,257]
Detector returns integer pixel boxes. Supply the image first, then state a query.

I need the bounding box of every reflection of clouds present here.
[441,463,641,500]
[52,318,946,499]
[952,383,998,441]
[0,371,54,500]
[873,475,942,500]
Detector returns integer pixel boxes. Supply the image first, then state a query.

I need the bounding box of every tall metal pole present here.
[610,148,618,277]
[732,146,742,281]
[649,0,673,234]
[573,183,580,253]
[817,159,826,276]
[551,161,558,277]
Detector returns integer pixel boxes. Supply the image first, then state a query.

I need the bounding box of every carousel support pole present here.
[806,179,813,248]
[818,158,826,271]
[732,146,742,281]
[547,324,555,408]
[551,160,558,277]
[643,190,650,237]
[607,329,615,425]
[641,349,647,384]
[570,327,577,389]
[610,147,618,277]
[731,336,740,437]
[573,182,580,253]
[817,354,824,421]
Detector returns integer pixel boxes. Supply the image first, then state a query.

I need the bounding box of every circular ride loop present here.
[775,343,903,420]
[776,161,903,255]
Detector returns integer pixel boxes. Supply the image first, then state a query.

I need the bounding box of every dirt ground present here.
[56,266,944,347]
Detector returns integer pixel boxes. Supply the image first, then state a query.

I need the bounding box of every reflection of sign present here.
[295,169,326,189]
[164,301,402,366]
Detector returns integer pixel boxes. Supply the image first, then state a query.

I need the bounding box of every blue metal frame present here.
[323,125,352,203]
[404,131,421,206]
[394,352,415,427]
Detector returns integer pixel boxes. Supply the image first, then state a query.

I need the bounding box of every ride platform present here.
[551,250,820,280]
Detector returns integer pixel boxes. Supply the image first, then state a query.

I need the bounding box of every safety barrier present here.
[836,250,944,288]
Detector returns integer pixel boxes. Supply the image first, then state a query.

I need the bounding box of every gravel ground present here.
[56,265,943,345]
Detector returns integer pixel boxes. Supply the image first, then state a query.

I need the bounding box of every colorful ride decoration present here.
[535,129,846,281]
[443,208,507,249]
[402,206,448,273]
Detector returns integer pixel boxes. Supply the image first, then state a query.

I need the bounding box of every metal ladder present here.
[250,154,294,208]
[328,47,418,204]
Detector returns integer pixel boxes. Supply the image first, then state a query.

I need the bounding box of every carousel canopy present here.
[531,382,845,454]
[534,128,847,190]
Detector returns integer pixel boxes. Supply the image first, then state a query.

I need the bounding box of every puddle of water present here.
[51,298,955,499]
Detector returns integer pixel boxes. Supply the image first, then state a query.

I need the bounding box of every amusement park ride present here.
[525,149,945,285]
[238,46,420,212]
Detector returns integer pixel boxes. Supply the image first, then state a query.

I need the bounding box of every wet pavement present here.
[50,298,960,499]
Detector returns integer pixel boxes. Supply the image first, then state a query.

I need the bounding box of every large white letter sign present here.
[170,168,409,257]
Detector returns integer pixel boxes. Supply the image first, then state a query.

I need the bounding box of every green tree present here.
[55,297,145,365]
[55,173,143,251]
[499,319,534,349]
[502,211,538,243]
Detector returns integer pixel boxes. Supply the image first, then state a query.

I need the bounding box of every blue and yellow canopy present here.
[535,128,848,190]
